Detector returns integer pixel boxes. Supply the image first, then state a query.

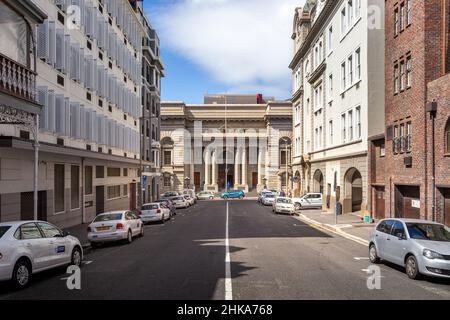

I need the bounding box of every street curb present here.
[296,214,370,247]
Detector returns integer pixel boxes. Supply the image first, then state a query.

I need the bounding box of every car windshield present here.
[94,213,123,222]
[0,226,11,239]
[173,197,184,201]
[406,223,450,242]
[277,198,291,204]
[265,193,275,198]
[142,204,158,210]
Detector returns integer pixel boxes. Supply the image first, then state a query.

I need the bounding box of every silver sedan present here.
[369,218,450,279]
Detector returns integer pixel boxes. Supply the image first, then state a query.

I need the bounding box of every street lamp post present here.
[281,137,290,195]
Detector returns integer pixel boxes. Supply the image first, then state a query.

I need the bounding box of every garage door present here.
[444,189,450,227]
[395,185,420,219]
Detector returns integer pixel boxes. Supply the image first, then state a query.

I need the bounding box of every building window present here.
[407,0,412,25]
[356,106,361,139]
[341,62,346,91]
[107,167,121,177]
[400,123,406,152]
[107,185,121,200]
[341,114,346,143]
[163,150,172,165]
[85,166,93,195]
[164,176,171,187]
[394,8,399,36]
[54,164,65,213]
[393,125,399,154]
[329,120,334,145]
[71,165,80,210]
[347,0,354,27]
[123,168,128,177]
[406,55,412,88]
[348,110,354,141]
[394,63,399,94]
[96,166,104,178]
[123,184,128,197]
[355,0,361,18]
[445,121,450,154]
[406,122,412,152]
[348,54,353,86]
[400,2,405,31]
[281,150,288,165]
[355,48,361,80]
[328,25,333,53]
[328,74,333,100]
[341,7,346,34]
[400,60,406,91]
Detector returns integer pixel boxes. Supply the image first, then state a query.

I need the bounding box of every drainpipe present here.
[33,115,39,221]
[81,157,85,224]
[427,102,437,221]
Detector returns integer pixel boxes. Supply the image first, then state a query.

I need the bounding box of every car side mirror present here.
[396,233,406,240]
[62,230,70,237]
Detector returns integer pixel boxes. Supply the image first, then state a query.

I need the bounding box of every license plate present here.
[97,226,111,231]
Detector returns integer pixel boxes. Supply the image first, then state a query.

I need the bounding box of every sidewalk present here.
[295,210,375,246]
[65,223,90,249]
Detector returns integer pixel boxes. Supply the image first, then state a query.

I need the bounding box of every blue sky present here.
[144,0,303,104]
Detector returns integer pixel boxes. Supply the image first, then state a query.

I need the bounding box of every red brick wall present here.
[383,0,447,219]
[426,73,450,223]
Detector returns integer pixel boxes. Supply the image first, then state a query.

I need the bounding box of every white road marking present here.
[83,261,93,265]
[354,257,370,261]
[225,201,233,300]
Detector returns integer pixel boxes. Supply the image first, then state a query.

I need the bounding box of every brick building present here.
[369,0,450,225]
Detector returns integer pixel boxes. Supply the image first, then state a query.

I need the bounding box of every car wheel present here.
[126,230,133,244]
[405,255,421,280]
[294,203,302,211]
[369,244,380,264]
[71,247,82,267]
[12,260,31,289]
[210,196,214,200]
[239,196,243,200]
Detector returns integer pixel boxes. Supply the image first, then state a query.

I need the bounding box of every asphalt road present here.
[1,200,450,300]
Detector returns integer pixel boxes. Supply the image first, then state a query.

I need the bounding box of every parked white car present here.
[171,196,190,209]
[140,203,171,223]
[369,219,450,279]
[197,191,215,200]
[183,189,197,202]
[161,191,181,200]
[0,221,83,289]
[260,192,276,206]
[291,193,323,210]
[87,211,144,247]
[184,195,195,206]
[273,197,295,215]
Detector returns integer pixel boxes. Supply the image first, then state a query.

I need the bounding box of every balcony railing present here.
[0,53,37,103]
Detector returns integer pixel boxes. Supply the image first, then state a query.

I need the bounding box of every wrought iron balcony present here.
[0,53,37,104]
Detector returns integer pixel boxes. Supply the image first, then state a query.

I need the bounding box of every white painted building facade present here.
[290,0,385,214]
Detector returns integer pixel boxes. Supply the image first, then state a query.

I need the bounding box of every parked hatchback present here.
[291,193,323,210]
[87,211,144,247]
[273,197,295,215]
[369,218,450,279]
[197,191,215,200]
[0,221,83,289]
[221,190,245,200]
[140,203,171,223]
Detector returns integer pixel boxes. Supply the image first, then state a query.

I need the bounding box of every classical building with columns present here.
[160,94,292,194]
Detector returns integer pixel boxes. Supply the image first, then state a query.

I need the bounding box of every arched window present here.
[161,137,174,166]
[445,119,450,154]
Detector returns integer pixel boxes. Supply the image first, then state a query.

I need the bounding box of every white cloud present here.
[152,0,304,99]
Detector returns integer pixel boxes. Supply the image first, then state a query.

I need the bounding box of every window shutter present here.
[37,86,48,130]
[37,21,49,61]
[64,35,71,74]
[80,105,86,140]
[55,28,65,71]
[48,21,56,66]
[48,90,56,132]
[64,98,71,136]
[70,102,81,139]
[55,94,65,135]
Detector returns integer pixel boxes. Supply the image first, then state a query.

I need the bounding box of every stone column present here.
[211,150,218,192]
[234,148,240,188]
[204,149,210,190]
[257,148,263,191]
[241,147,248,192]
